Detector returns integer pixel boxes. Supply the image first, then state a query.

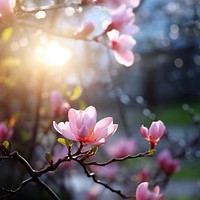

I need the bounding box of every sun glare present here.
[35,41,71,67]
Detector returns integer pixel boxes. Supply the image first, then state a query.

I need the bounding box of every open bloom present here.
[157,149,180,175]
[53,106,118,146]
[73,21,95,39]
[140,120,166,149]
[107,29,136,67]
[0,122,13,142]
[105,6,139,35]
[136,182,164,200]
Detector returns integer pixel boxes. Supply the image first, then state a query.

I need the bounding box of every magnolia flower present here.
[140,120,166,149]
[53,106,118,146]
[73,21,95,39]
[0,122,13,142]
[50,90,70,117]
[105,6,139,35]
[0,0,15,23]
[157,150,180,175]
[106,137,136,158]
[136,182,164,200]
[107,29,136,67]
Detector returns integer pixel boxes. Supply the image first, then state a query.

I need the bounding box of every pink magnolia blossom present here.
[140,120,166,149]
[73,21,95,39]
[50,90,70,117]
[53,106,118,146]
[107,29,136,67]
[0,0,15,23]
[106,137,136,158]
[105,6,139,35]
[0,122,13,142]
[136,182,164,200]
[157,149,180,175]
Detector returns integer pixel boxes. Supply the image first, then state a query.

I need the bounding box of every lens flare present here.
[35,41,71,67]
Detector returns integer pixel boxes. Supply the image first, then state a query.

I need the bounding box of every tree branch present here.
[77,160,132,199]
[84,151,150,166]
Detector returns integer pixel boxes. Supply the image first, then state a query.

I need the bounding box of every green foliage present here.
[173,159,200,180]
[57,138,74,147]
[45,152,52,164]
[2,140,11,151]
[20,130,30,142]
[67,86,82,101]
[1,27,13,43]
[91,146,98,154]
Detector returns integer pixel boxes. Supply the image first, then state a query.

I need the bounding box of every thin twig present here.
[0,177,33,199]
[35,178,61,200]
[0,151,63,200]
[77,160,131,199]
[84,151,150,166]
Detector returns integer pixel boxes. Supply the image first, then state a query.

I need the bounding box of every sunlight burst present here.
[35,41,71,67]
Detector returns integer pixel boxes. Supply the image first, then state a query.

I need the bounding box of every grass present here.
[153,100,200,125]
[173,159,200,180]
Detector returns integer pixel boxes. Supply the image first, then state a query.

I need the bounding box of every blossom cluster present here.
[74,1,139,66]
[0,0,139,67]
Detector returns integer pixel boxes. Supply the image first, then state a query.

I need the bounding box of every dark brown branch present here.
[84,151,150,166]
[36,156,71,176]
[77,160,131,199]
[35,178,60,200]
[0,151,63,200]
[9,151,36,176]
[0,177,33,199]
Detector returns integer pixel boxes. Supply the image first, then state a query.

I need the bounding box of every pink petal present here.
[77,125,90,139]
[149,121,165,142]
[53,121,77,141]
[107,29,120,42]
[93,138,106,146]
[68,108,79,133]
[154,186,160,195]
[140,125,149,139]
[84,106,97,129]
[107,123,118,137]
[93,121,117,143]
[149,122,160,141]
[157,120,166,135]
[95,117,113,130]
[85,106,97,120]
[73,21,95,38]
[120,34,136,49]
[113,49,134,67]
[136,182,150,200]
